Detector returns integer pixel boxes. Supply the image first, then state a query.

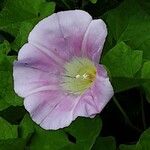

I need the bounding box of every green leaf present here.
[138,0,150,15]
[11,22,33,51]
[103,0,150,60]
[0,117,26,150]
[39,2,56,18]
[119,144,136,150]
[0,40,10,55]
[102,42,143,92]
[136,128,150,150]
[141,61,150,79]
[103,42,142,78]
[92,136,116,150]
[0,0,55,50]
[0,55,23,108]
[141,61,150,102]
[63,117,102,150]
[0,139,26,150]
[19,114,34,139]
[29,125,69,150]
[0,117,18,140]
[29,117,101,150]
[0,100,10,111]
[119,128,150,150]
[89,0,97,4]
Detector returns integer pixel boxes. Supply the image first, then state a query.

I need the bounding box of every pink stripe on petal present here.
[24,91,79,130]
[14,44,64,97]
[56,10,92,58]
[28,10,92,61]
[24,91,62,125]
[13,62,60,97]
[82,19,107,63]
[18,43,63,72]
[40,94,79,130]
[73,64,113,118]
[73,94,99,119]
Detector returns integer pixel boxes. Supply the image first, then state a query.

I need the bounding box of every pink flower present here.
[13,10,114,130]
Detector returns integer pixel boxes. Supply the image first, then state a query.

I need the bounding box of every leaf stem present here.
[113,96,141,133]
[82,0,87,9]
[61,0,71,9]
[140,91,146,129]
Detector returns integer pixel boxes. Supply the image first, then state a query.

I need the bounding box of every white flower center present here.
[61,57,96,95]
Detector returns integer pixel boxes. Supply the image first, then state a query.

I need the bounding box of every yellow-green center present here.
[61,57,96,95]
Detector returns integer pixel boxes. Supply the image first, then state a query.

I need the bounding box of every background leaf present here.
[0,117,18,139]
[92,136,116,150]
[89,0,97,4]
[0,54,23,109]
[119,145,136,150]
[103,0,150,60]
[141,61,150,103]
[28,116,101,150]
[102,42,143,92]
[0,0,55,51]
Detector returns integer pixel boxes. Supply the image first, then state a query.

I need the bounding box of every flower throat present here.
[61,57,96,95]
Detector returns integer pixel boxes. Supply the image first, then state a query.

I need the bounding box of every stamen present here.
[83,73,88,79]
[61,57,96,95]
[76,74,80,79]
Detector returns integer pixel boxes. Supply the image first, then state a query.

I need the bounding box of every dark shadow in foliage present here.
[65,131,77,144]
[101,87,150,145]
[0,106,26,124]
[0,31,15,43]
[84,0,123,18]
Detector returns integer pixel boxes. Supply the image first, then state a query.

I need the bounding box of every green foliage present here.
[102,42,143,92]
[103,0,150,60]
[11,22,33,51]
[141,61,150,102]
[0,40,10,55]
[102,0,150,98]
[92,136,116,150]
[19,114,34,139]
[0,117,25,150]
[29,116,101,150]
[0,117,18,139]
[0,115,101,149]
[89,0,97,4]
[119,128,150,150]
[119,145,136,150]
[103,42,142,78]
[136,128,150,150]
[0,0,55,51]
[0,54,23,110]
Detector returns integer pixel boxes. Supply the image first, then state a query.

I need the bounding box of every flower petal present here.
[13,44,64,97]
[73,65,113,118]
[18,43,63,71]
[13,61,59,97]
[24,91,79,130]
[81,19,107,63]
[28,10,92,61]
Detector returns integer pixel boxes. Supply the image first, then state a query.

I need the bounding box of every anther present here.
[75,74,80,79]
[83,73,88,79]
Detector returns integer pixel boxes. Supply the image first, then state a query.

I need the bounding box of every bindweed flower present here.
[13,10,114,130]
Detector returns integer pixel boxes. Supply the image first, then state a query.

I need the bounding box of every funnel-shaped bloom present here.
[13,10,114,130]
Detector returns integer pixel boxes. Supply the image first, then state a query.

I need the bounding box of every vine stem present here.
[82,0,87,9]
[61,0,71,9]
[113,96,141,133]
[140,91,146,129]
